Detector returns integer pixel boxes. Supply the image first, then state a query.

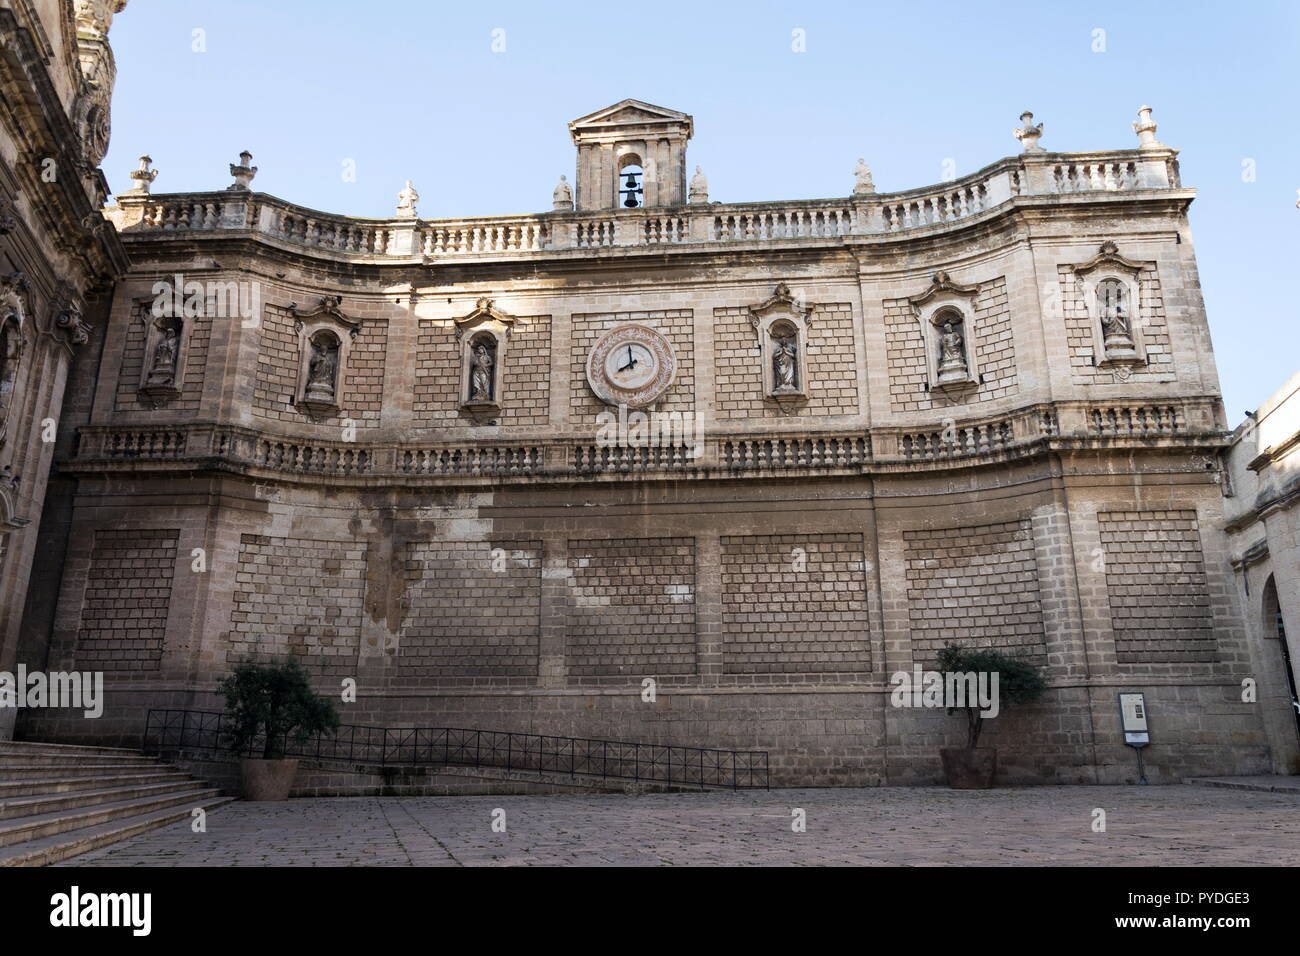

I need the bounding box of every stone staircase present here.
[0,741,232,866]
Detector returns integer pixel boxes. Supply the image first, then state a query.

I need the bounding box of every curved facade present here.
[19,99,1281,785]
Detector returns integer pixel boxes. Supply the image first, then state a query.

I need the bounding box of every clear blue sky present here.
[103,0,1300,420]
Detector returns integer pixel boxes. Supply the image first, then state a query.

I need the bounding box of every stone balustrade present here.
[105,148,1184,260]
[70,396,1222,484]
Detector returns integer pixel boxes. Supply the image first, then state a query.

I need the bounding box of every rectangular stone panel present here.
[413,316,551,426]
[885,276,1018,413]
[714,303,859,420]
[720,532,871,674]
[566,537,696,677]
[229,534,366,676]
[904,518,1047,662]
[75,529,179,672]
[398,539,542,678]
[1098,510,1216,663]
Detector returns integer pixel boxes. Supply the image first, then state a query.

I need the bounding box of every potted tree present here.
[936,643,1047,789]
[218,656,340,801]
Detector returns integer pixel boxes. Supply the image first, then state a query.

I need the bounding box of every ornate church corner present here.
[291,296,360,419]
[1072,240,1149,377]
[910,271,982,398]
[749,282,814,405]
[455,297,515,419]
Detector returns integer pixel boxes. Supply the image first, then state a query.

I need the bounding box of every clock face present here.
[604,342,656,390]
[586,324,677,408]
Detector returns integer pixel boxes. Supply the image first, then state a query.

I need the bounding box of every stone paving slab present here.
[1186,776,1300,793]
[58,785,1300,867]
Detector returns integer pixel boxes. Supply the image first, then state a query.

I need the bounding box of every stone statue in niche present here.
[147,323,178,385]
[305,334,339,400]
[1097,278,1137,358]
[469,340,495,401]
[772,334,798,392]
[936,319,969,385]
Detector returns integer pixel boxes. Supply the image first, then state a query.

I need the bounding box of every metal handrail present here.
[142,709,769,791]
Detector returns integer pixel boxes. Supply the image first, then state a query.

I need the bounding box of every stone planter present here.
[239,758,300,801]
[940,747,997,789]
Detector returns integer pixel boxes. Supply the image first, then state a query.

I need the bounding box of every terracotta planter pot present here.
[940,747,997,789]
[239,758,300,801]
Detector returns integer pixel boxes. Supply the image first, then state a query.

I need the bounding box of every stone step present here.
[0,786,224,848]
[0,794,234,867]
[0,771,192,797]
[0,762,170,779]
[0,779,207,821]
[0,753,162,770]
[0,741,142,757]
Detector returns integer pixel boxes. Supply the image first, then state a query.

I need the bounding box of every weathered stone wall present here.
[14,98,1277,782]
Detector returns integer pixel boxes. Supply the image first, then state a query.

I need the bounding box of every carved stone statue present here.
[773,336,798,392]
[853,158,875,195]
[147,324,178,385]
[1098,279,1138,358]
[552,175,573,211]
[306,336,338,399]
[689,166,708,204]
[469,342,494,401]
[396,180,420,219]
[936,320,968,384]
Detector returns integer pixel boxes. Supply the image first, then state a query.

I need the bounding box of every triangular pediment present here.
[569,99,693,138]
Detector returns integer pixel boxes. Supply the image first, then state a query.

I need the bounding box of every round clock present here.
[586,324,677,408]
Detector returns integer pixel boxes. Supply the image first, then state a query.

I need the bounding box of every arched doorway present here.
[1263,575,1300,741]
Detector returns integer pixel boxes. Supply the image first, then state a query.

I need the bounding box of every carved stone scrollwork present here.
[0,198,18,236]
[0,275,31,450]
[56,303,92,346]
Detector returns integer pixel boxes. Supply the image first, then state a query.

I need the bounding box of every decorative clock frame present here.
[749,281,814,401]
[455,297,515,415]
[585,323,678,409]
[910,271,982,397]
[291,295,360,418]
[1072,240,1147,376]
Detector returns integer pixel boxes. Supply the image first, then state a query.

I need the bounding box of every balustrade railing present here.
[107,149,1179,257]
[72,399,1217,480]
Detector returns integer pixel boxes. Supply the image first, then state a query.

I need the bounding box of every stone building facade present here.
[14,95,1285,785]
[1223,373,1300,773]
[0,0,129,738]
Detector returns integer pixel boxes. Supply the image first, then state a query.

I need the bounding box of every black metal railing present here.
[142,709,769,791]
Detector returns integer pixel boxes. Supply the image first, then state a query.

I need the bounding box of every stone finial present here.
[853,158,875,195]
[689,166,708,204]
[552,174,573,211]
[126,155,158,195]
[1132,105,1163,149]
[1013,111,1044,153]
[227,150,257,191]
[396,180,420,219]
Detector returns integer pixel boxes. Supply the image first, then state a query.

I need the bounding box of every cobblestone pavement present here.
[62,785,1300,866]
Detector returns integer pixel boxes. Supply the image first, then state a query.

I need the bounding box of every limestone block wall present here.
[19,457,1271,787]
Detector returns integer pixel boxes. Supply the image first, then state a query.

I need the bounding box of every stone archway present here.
[1262,575,1300,743]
